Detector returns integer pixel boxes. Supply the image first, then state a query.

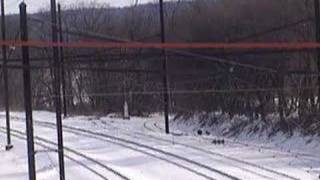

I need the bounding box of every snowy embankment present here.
[171,112,320,158]
[0,111,319,180]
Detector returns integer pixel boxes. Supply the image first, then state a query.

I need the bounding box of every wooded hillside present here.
[0,0,319,136]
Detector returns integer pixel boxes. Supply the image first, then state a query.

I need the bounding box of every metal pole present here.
[51,0,65,179]
[159,0,170,134]
[314,0,320,104]
[58,4,67,117]
[20,2,36,180]
[1,0,12,151]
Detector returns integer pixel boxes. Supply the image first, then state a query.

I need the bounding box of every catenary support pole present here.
[58,4,67,117]
[20,2,36,180]
[314,0,320,105]
[50,0,65,179]
[1,0,12,151]
[159,0,170,134]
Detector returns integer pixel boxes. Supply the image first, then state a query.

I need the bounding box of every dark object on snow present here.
[5,144,13,151]
[212,139,225,145]
[212,139,217,144]
[218,139,225,145]
[205,131,210,135]
[197,129,203,136]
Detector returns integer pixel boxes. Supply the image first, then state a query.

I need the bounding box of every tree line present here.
[0,0,319,135]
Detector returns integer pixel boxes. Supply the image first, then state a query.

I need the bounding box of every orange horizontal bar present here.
[2,40,320,49]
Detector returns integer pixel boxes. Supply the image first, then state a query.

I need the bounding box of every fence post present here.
[1,0,12,151]
[51,0,65,179]
[159,0,170,134]
[20,2,36,180]
[314,0,320,106]
[58,3,67,118]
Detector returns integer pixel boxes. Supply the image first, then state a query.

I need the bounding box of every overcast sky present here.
[6,0,158,14]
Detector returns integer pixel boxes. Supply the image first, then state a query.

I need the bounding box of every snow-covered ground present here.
[0,111,319,180]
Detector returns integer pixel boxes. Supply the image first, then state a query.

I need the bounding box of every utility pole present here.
[51,0,65,179]
[58,4,67,117]
[1,0,12,151]
[159,0,170,134]
[20,2,36,180]
[123,67,130,120]
[314,0,320,104]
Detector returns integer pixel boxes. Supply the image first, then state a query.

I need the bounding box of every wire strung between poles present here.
[4,40,320,50]
[31,86,320,98]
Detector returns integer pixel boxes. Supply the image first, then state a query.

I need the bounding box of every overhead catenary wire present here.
[0,52,171,63]
[27,16,279,73]
[33,86,320,98]
[230,17,313,42]
[3,63,320,77]
[31,16,308,53]
[7,39,320,75]
[23,8,320,79]
[0,64,161,73]
[26,14,315,69]
[6,39,320,50]
[29,15,314,45]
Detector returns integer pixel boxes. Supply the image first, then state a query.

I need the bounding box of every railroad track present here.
[5,115,312,179]
[7,116,238,180]
[103,120,301,180]
[145,120,320,179]
[0,127,128,180]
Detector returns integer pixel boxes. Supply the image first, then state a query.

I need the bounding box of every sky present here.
[6,0,157,14]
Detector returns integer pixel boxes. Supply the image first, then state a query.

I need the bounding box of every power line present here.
[169,49,277,73]
[29,16,157,42]
[27,16,279,73]
[2,63,320,77]
[24,5,317,76]
[230,17,313,42]
[0,64,161,73]
[32,86,320,98]
[0,52,168,63]
[29,15,313,45]
[5,40,320,50]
